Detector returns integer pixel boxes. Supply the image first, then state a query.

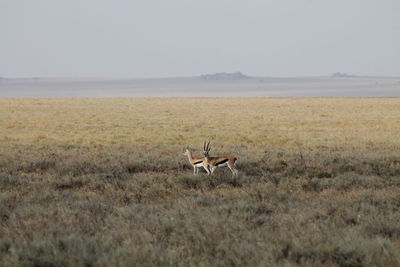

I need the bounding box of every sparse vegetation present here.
[0,98,399,266]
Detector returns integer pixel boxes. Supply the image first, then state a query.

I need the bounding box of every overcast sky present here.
[1,0,399,78]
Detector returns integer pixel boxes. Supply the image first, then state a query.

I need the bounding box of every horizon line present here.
[2,73,400,80]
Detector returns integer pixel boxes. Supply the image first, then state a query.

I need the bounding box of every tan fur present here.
[183,148,209,175]
[202,142,238,176]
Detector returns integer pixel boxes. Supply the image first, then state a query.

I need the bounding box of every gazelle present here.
[203,141,238,176]
[183,147,210,175]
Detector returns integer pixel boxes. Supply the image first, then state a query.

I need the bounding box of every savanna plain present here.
[1,98,400,266]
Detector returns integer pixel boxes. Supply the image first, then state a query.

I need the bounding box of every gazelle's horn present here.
[206,141,211,152]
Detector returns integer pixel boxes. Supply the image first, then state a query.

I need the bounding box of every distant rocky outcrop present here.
[332,72,356,78]
[201,72,250,80]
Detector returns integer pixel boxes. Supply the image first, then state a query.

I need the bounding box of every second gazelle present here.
[184,147,210,175]
[203,141,239,176]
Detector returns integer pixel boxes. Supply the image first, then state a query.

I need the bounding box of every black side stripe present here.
[193,160,203,165]
[216,159,229,166]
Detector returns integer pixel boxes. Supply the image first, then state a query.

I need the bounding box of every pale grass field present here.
[1,98,399,148]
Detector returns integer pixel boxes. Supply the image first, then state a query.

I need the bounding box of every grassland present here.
[1,98,400,266]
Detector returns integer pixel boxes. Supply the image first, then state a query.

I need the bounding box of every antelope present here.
[183,147,210,175]
[203,141,238,176]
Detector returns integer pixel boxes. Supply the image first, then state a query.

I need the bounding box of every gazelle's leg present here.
[227,162,239,176]
[202,163,211,175]
[193,166,197,175]
[227,165,236,176]
[211,166,217,175]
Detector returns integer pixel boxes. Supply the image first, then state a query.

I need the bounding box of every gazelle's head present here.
[183,147,191,156]
[203,141,211,158]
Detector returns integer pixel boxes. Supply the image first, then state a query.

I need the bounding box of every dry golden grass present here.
[1,98,400,266]
[1,98,399,148]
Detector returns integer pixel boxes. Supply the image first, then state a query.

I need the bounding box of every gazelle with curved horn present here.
[203,141,238,176]
[183,147,210,175]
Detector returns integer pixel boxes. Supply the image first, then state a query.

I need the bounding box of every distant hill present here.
[200,72,250,80]
[332,72,357,78]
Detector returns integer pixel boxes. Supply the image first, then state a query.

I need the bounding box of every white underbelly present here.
[194,163,204,167]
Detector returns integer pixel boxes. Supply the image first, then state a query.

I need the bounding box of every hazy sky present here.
[1,0,399,78]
